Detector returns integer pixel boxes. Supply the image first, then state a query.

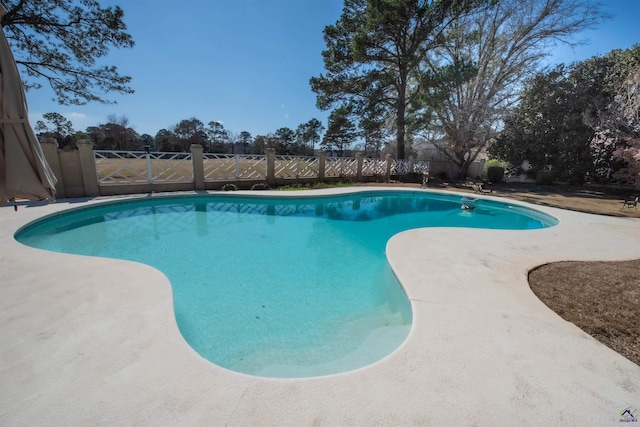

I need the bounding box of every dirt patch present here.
[529,260,640,366]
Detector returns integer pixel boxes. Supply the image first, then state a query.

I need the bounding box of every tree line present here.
[6,0,640,183]
[35,115,327,156]
[309,0,638,183]
[310,0,610,179]
[492,46,640,184]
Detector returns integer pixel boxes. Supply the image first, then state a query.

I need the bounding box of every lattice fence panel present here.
[362,159,387,176]
[203,154,267,181]
[325,157,357,177]
[237,155,267,180]
[391,160,430,175]
[95,151,149,184]
[95,151,192,184]
[203,154,236,181]
[274,156,319,179]
[504,164,520,178]
[150,152,193,182]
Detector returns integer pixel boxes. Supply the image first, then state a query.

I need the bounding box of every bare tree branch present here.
[1,0,134,105]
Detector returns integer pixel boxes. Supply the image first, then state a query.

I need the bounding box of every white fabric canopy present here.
[0,5,57,205]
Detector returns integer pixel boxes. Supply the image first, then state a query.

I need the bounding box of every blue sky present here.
[25,0,640,139]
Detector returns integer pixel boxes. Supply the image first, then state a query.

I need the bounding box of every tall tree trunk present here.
[457,144,483,180]
[396,105,406,160]
[458,160,471,181]
[396,74,407,160]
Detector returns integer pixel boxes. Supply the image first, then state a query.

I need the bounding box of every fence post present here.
[356,152,363,182]
[190,144,205,190]
[265,148,276,186]
[39,137,66,199]
[145,150,153,184]
[318,151,326,182]
[77,140,100,197]
[385,154,393,182]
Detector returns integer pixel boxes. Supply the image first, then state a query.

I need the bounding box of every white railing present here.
[93,148,429,188]
[391,160,430,175]
[504,164,520,178]
[362,158,387,176]
[274,156,319,179]
[151,152,193,182]
[94,150,148,184]
[325,157,358,177]
[203,153,267,181]
[95,150,193,185]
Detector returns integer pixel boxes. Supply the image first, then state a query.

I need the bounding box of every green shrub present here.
[251,183,270,190]
[535,169,556,185]
[221,183,238,191]
[486,166,505,183]
[485,159,506,169]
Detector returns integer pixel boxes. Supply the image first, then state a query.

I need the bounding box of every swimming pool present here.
[15,190,557,377]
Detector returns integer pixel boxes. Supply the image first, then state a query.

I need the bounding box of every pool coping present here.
[1,187,639,425]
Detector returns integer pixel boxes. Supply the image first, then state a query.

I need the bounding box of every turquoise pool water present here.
[16,190,557,377]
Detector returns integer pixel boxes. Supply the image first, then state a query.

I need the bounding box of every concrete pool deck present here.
[1,187,638,426]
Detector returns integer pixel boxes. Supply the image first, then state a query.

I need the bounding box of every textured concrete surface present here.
[1,187,639,426]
